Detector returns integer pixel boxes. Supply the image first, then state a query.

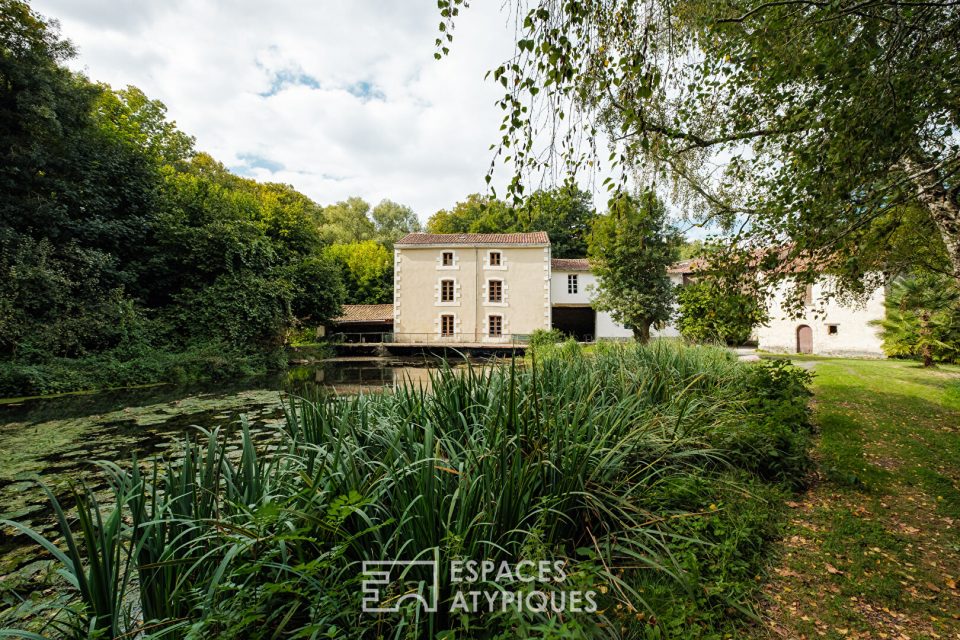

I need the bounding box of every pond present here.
[0,356,459,579]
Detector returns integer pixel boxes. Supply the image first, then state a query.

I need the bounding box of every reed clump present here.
[2,341,812,639]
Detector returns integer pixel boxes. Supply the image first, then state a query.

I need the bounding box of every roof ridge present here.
[395,231,550,246]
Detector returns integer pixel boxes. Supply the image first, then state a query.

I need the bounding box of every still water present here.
[0,357,452,576]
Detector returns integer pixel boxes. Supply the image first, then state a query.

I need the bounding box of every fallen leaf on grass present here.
[825,563,844,575]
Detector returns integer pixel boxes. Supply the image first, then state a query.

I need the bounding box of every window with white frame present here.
[488,315,503,337]
[567,274,579,294]
[489,251,501,266]
[440,314,455,337]
[488,279,503,303]
[440,279,455,302]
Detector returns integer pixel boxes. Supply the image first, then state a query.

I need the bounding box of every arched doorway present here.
[796,325,813,354]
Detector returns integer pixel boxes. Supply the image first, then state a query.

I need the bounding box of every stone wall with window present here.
[754,276,886,356]
[393,237,551,343]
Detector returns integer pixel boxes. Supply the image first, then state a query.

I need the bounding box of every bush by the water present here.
[1,342,813,638]
[0,343,279,397]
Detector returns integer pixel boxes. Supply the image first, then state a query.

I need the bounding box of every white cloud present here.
[32,0,520,219]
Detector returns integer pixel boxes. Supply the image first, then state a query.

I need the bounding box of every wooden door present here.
[797,325,813,354]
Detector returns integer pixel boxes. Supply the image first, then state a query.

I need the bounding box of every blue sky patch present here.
[234,153,285,175]
[259,69,321,97]
[345,80,385,102]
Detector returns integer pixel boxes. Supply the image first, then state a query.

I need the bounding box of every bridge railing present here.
[328,332,532,346]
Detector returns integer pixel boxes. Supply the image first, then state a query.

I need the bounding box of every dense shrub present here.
[2,343,813,638]
[713,359,815,487]
[0,342,271,397]
[528,327,565,347]
[676,279,767,346]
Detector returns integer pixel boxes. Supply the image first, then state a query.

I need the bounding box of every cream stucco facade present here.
[393,237,552,343]
[388,233,887,354]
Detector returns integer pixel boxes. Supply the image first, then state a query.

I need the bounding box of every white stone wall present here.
[596,311,634,339]
[755,277,886,356]
[651,273,684,338]
[548,270,683,339]
[549,270,597,305]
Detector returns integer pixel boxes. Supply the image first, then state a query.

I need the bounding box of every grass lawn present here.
[756,358,960,639]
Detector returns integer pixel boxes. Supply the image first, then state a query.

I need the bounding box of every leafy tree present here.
[441,1,960,294]
[256,182,326,258]
[287,256,345,325]
[168,274,294,351]
[427,188,596,257]
[427,194,512,233]
[520,187,595,258]
[320,197,375,245]
[324,241,394,305]
[371,199,421,248]
[588,191,681,342]
[0,1,347,392]
[149,154,342,346]
[679,240,704,261]
[93,85,195,167]
[676,279,766,346]
[875,275,960,367]
[1,0,162,357]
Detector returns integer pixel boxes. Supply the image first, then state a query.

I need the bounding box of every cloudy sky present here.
[32,0,526,220]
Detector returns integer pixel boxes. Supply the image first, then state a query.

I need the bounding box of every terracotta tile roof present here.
[667,259,705,274]
[550,257,705,274]
[335,304,394,323]
[551,258,592,271]
[664,247,827,276]
[395,232,550,246]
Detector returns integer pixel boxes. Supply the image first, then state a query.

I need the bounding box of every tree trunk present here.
[902,154,960,281]
[920,311,934,367]
[632,322,651,344]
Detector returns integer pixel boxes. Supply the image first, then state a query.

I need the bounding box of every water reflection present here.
[288,358,440,393]
[0,356,464,575]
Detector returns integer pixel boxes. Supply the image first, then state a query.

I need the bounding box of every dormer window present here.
[442,251,454,267]
[489,251,501,266]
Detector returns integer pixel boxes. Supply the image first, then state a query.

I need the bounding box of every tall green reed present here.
[2,341,807,639]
